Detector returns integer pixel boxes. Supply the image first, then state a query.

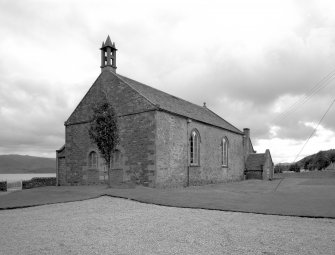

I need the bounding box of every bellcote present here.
[100,35,117,72]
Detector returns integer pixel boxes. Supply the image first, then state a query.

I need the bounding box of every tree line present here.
[275,149,335,173]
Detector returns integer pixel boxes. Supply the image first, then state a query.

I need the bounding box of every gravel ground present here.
[0,197,334,255]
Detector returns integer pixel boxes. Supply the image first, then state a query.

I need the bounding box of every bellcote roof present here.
[101,35,116,49]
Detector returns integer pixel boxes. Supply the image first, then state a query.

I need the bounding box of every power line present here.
[293,96,335,163]
[273,69,335,124]
[275,76,335,124]
[274,70,335,123]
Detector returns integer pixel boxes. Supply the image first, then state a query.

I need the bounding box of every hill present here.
[274,149,335,173]
[0,154,56,174]
[297,149,335,170]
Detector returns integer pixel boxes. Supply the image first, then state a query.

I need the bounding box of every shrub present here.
[0,181,7,192]
[289,163,300,172]
[22,177,56,189]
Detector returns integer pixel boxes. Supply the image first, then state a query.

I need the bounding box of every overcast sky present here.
[1,0,335,163]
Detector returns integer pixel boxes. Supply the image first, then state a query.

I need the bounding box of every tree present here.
[314,151,330,170]
[289,163,300,172]
[274,164,282,173]
[89,100,119,186]
[329,151,335,163]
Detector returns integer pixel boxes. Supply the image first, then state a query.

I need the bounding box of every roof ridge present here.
[117,74,208,110]
[205,107,242,134]
[115,73,243,134]
[116,74,158,108]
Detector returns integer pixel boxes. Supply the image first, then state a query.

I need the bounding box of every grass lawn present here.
[0,170,334,218]
[276,169,335,179]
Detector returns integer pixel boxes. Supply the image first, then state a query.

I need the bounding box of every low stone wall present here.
[22,177,56,189]
[245,170,263,180]
[0,181,7,192]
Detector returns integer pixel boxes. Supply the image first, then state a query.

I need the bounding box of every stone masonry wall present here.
[155,111,245,187]
[155,111,188,187]
[22,177,56,189]
[263,149,274,180]
[65,123,91,185]
[57,157,66,185]
[67,70,155,125]
[121,112,156,186]
[64,111,156,186]
[62,70,157,186]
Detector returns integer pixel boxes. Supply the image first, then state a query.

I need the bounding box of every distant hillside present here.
[0,154,56,174]
[297,149,335,170]
[274,149,335,173]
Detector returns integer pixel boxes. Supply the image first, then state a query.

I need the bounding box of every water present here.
[0,173,56,182]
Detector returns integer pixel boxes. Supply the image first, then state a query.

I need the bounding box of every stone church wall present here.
[155,111,188,187]
[119,111,156,186]
[155,111,245,187]
[64,122,92,185]
[63,110,156,186]
[59,69,246,187]
[62,70,158,186]
[67,71,155,125]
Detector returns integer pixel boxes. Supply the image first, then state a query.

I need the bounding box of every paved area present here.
[0,197,334,255]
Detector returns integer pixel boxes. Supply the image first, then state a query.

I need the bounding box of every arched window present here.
[190,129,200,166]
[88,151,98,168]
[222,137,228,167]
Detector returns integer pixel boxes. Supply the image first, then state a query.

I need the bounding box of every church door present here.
[110,150,123,185]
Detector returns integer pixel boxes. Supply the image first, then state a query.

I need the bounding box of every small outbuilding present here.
[245,149,274,180]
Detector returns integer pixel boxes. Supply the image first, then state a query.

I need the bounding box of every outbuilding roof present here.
[117,74,243,134]
[246,153,266,171]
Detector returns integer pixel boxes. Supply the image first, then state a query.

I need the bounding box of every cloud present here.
[256,123,335,163]
[1,0,335,162]
[0,77,68,154]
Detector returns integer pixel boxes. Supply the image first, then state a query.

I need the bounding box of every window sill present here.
[221,165,228,168]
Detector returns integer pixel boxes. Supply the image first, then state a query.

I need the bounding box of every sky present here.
[1,0,335,163]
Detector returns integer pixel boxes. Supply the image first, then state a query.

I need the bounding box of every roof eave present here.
[157,108,244,135]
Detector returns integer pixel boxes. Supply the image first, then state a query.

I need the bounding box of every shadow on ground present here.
[0,170,334,218]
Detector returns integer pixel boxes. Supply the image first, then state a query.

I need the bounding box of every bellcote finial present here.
[100,35,117,73]
[104,35,113,47]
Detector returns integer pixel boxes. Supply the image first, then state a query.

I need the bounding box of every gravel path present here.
[0,197,334,255]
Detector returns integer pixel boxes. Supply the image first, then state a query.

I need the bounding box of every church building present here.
[56,36,273,187]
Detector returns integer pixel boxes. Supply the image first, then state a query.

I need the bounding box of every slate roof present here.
[246,153,266,171]
[116,74,243,134]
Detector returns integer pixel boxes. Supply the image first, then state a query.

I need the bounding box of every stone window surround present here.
[221,137,229,167]
[88,150,99,169]
[189,129,201,166]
